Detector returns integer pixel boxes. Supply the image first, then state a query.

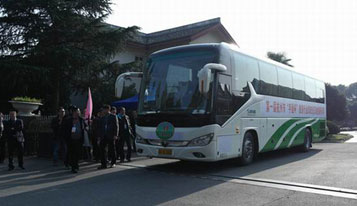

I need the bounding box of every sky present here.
[106,0,357,86]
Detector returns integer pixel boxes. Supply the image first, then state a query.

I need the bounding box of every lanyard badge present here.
[72,126,76,133]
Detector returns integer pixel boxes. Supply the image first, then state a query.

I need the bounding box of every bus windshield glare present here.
[139,50,218,114]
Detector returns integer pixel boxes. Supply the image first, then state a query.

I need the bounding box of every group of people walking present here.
[51,104,135,173]
[0,104,135,173]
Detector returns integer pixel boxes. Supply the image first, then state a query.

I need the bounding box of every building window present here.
[135,56,143,61]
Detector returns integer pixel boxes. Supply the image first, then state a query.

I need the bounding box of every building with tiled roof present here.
[111,17,238,64]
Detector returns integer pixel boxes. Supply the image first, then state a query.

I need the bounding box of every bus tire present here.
[239,132,255,165]
[300,128,312,153]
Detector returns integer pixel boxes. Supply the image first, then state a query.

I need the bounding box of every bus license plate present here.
[158,148,172,155]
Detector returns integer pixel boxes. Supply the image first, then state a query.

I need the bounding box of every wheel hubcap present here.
[306,134,310,148]
[244,139,253,159]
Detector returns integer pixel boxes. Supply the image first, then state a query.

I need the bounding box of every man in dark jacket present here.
[62,107,85,173]
[118,107,133,162]
[4,111,25,170]
[0,112,5,163]
[51,107,66,166]
[97,105,119,169]
[129,110,137,152]
[90,111,103,162]
[60,105,77,168]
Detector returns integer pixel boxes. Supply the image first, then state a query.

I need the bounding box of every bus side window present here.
[305,77,317,102]
[259,62,278,96]
[232,53,258,112]
[216,74,233,117]
[292,73,305,100]
[315,81,325,103]
[277,67,293,98]
[233,53,260,94]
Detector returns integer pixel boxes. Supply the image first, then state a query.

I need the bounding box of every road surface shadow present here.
[0,159,97,183]
[0,160,226,206]
[144,147,322,177]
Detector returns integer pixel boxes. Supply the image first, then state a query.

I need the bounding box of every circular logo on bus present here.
[156,122,175,140]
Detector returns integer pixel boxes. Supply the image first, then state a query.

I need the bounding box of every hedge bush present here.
[327,120,340,134]
[12,96,42,103]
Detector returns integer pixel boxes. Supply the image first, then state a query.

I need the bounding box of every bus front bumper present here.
[136,141,217,162]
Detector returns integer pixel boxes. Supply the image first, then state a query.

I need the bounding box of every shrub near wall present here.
[327,120,340,134]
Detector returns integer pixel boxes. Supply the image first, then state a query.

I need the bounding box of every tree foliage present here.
[345,82,357,100]
[267,51,293,67]
[335,84,347,96]
[347,102,357,125]
[326,83,348,121]
[327,120,340,134]
[332,83,357,126]
[0,0,139,113]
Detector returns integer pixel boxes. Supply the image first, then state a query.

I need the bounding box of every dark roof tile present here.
[108,18,228,45]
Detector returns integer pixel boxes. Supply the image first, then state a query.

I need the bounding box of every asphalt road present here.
[1,139,357,205]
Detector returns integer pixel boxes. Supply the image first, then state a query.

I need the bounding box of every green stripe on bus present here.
[277,119,315,149]
[291,128,306,147]
[260,119,299,152]
[312,119,326,142]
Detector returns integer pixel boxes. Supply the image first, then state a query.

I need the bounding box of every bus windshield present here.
[139,50,218,114]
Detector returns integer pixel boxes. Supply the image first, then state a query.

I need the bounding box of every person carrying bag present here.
[5,111,25,171]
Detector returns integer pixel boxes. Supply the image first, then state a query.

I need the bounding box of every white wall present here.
[111,47,145,64]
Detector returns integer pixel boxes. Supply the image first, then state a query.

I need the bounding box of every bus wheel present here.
[300,128,312,152]
[239,132,255,165]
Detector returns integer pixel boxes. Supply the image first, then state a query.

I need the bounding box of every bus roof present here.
[150,43,325,84]
[220,43,325,84]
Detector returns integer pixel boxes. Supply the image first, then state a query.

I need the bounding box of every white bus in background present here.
[116,43,326,164]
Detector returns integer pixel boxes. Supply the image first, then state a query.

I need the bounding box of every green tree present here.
[326,83,348,122]
[347,102,357,125]
[267,51,293,67]
[0,0,139,113]
[335,84,347,96]
[345,82,357,100]
[329,82,357,126]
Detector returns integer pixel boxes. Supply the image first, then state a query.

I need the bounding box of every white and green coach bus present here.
[116,43,326,164]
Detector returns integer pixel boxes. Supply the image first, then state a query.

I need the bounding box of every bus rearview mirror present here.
[115,77,125,98]
[198,63,227,94]
[198,67,211,94]
[115,72,143,98]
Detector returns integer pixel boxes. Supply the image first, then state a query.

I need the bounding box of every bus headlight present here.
[188,133,214,146]
[136,134,147,144]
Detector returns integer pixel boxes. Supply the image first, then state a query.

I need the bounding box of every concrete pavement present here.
[342,131,357,143]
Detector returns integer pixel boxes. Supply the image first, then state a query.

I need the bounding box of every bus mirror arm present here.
[202,63,227,73]
[246,81,264,104]
[198,63,227,94]
[247,81,258,97]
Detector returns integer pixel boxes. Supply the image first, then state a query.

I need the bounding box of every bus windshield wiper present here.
[141,109,160,114]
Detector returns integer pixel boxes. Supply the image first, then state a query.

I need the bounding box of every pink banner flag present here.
[85,87,93,121]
